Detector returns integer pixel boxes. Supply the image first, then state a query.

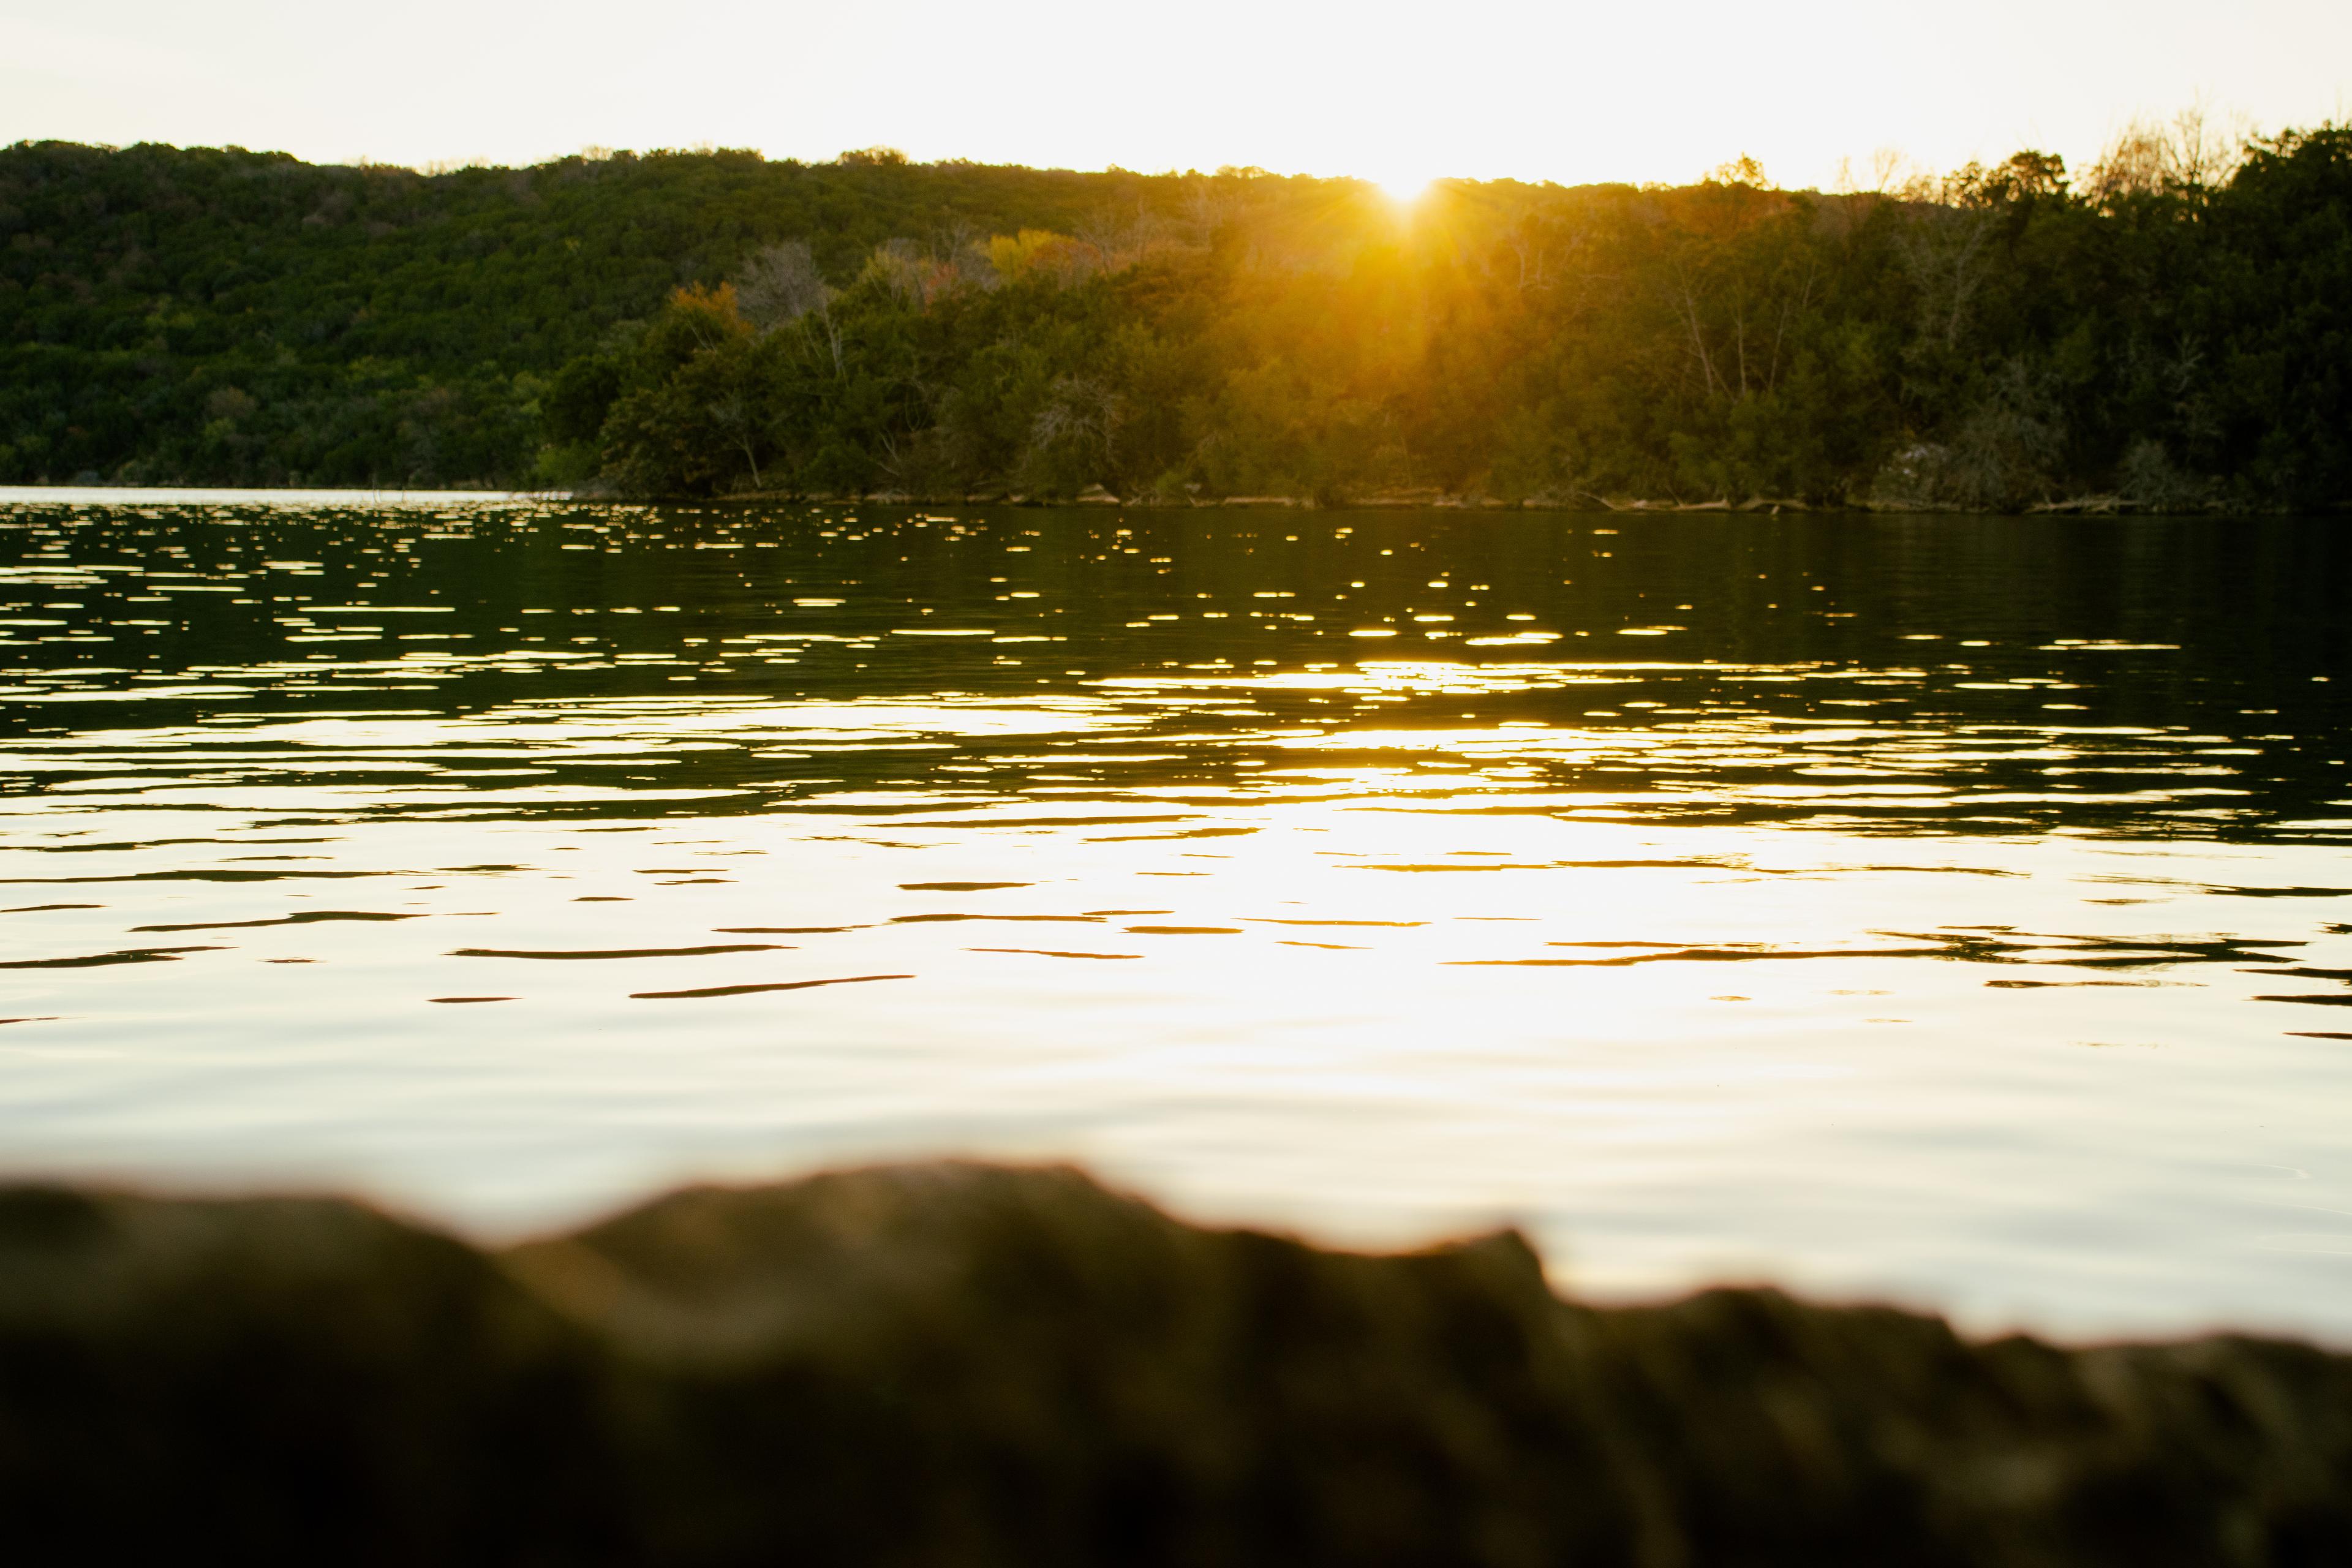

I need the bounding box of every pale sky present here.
[2,0,2345,191]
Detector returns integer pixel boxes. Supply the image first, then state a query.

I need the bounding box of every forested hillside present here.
[4,124,2348,508]
[0,143,1153,488]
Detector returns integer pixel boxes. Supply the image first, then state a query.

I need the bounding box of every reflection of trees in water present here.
[4,504,2346,839]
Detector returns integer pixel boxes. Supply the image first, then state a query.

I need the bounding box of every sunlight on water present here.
[3,497,2350,1340]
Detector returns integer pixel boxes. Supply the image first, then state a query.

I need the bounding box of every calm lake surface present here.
[4,495,2349,1340]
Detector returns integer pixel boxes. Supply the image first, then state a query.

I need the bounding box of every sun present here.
[1374,170,1435,208]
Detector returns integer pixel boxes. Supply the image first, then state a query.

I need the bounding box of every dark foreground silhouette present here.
[4,1161,2346,1565]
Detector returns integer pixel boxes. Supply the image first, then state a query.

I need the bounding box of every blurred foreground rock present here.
[3,1162,2347,1566]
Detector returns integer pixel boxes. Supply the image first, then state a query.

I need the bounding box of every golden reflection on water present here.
[2,498,2350,1341]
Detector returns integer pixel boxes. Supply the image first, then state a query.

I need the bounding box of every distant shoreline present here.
[0,485,551,507]
[13,133,2347,513]
[0,484,2267,516]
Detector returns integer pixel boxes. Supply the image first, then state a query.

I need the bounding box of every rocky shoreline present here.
[9,482,2239,515]
[6,1161,2346,1564]
[681,486,2258,514]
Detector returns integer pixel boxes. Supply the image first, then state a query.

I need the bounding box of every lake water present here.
[4,494,2349,1342]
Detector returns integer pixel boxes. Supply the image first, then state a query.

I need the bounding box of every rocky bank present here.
[3,1161,2346,1565]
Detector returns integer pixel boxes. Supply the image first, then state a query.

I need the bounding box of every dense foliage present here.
[5,125,2348,508]
[0,143,1141,488]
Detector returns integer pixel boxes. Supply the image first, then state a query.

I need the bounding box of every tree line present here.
[5,120,2348,509]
